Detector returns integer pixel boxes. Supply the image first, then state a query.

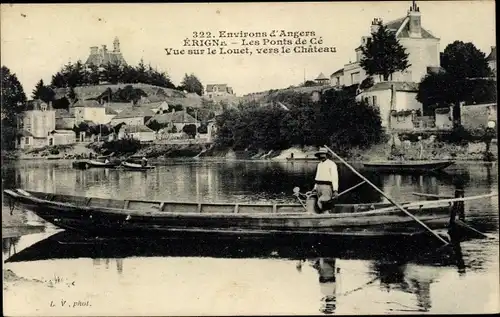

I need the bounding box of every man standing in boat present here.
[141,156,148,167]
[313,148,339,212]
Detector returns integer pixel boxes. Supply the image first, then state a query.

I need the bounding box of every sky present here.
[0,1,496,98]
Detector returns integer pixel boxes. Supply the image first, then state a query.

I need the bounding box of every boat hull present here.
[363,161,454,173]
[4,189,455,239]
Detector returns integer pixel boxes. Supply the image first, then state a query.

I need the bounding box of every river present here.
[2,160,499,315]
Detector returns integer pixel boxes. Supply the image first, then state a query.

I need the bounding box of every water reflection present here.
[3,230,473,315]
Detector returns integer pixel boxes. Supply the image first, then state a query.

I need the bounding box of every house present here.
[118,124,156,142]
[205,84,234,99]
[356,82,420,127]
[72,99,110,124]
[341,1,440,87]
[48,130,76,146]
[330,69,344,88]
[55,109,76,130]
[16,100,56,149]
[487,46,496,74]
[315,73,330,85]
[110,106,155,126]
[104,106,118,123]
[146,110,199,132]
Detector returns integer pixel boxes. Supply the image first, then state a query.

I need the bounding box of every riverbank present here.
[2,138,497,162]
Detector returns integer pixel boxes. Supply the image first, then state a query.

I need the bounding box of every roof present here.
[119,125,154,133]
[24,99,50,111]
[73,99,102,108]
[382,16,438,40]
[146,111,198,125]
[315,73,329,80]
[330,68,344,77]
[363,81,419,92]
[55,109,73,118]
[105,106,118,115]
[106,102,133,113]
[50,129,75,134]
[487,46,496,61]
[112,106,155,119]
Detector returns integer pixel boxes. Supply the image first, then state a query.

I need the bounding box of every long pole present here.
[323,145,449,246]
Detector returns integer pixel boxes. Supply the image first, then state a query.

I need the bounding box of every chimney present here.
[371,18,381,34]
[408,1,422,38]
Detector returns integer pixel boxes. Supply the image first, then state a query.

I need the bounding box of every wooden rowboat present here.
[362,160,454,173]
[87,160,121,168]
[120,161,155,170]
[3,189,493,239]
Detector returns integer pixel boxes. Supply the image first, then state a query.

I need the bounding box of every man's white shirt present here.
[314,159,339,191]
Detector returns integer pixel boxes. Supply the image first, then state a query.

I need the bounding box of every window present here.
[372,96,377,107]
[351,72,360,85]
[25,137,30,145]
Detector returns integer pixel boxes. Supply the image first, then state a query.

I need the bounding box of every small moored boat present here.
[362,160,454,173]
[3,188,492,240]
[120,161,155,170]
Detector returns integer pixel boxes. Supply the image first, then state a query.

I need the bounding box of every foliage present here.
[359,76,374,90]
[95,85,148,104]
[179,73,204,96]
[197,123,208,134]
[102,138,142,154]
[32,79,55,102]
[1,66,27,150]
[182,124,197,138]
[417,41,495,113]
[214,86,383,152]
[49,60,176,89]
[417,72,497,112]
[147,119,169,132]
[360,23,410,81]
[1,66,27,126]
[303,80,318,87]
[87,124,111,136]
[72,122,90,135]
[441,41,491,79]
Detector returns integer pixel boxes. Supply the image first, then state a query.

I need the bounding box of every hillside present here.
[54,83,241,108]
[240,84,332,104]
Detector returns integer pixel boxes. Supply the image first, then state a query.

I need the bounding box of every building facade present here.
[16,100,56,149]
[338,1,440,87]
[85,37,127,67]
[205,84,235,99]
[72,100,111,125]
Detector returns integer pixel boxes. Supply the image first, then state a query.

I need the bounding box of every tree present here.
[417,41,496,115]
[1,66,27,126]
[180,73,204,96]
[182,124,197,138]
[32,79,55,102]
[360,22,410,81]
[441,41,491,79]
[147,119,168,132]
[102,62,121,84]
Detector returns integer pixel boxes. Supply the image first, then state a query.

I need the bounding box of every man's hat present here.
[314,147,329,158]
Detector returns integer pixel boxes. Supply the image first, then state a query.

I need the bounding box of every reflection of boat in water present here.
[4,230,461,265]
[362,161,455,174]
[4,188,491,240]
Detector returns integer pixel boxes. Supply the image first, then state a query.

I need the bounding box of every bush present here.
[182,124,197,138]
[102,139,142,154]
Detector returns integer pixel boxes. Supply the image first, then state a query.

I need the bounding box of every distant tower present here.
[113,37,121,53]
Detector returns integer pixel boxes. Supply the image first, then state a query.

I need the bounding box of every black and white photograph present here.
[1,1,498,315]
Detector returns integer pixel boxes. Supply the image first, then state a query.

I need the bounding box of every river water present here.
[2,160,499,315]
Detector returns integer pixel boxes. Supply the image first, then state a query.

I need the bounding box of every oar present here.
[323,145,450,246]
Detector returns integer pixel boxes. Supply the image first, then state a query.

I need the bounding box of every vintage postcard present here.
[1,1,498,316]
